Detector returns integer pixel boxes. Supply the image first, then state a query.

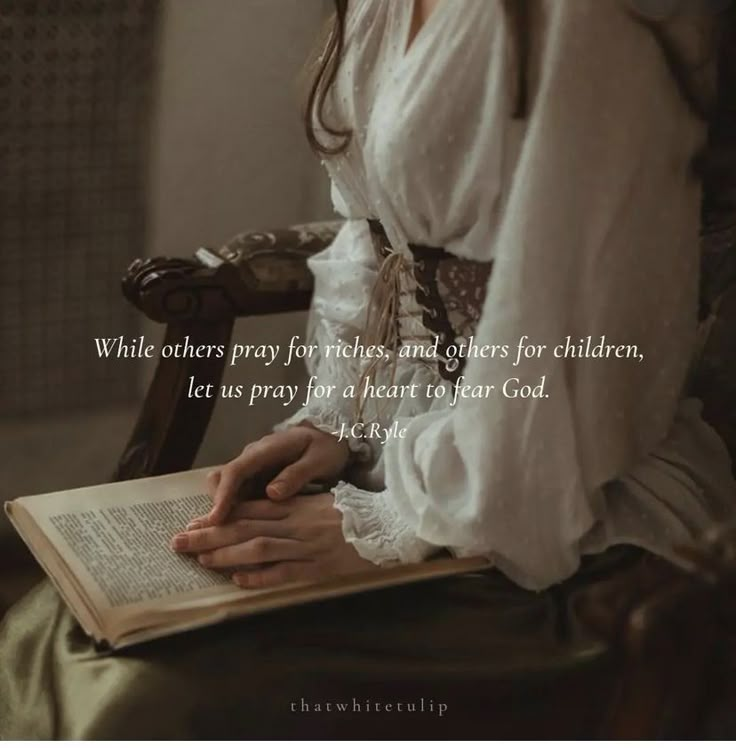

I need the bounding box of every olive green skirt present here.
[0,555,634,740]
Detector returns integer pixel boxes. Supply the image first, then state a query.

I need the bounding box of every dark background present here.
[0,0,331,572]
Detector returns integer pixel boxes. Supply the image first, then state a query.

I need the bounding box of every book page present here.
[15,469,248,616]
[46,494,231,608]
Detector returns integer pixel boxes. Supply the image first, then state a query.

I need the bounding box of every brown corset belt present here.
[366,219,492,384]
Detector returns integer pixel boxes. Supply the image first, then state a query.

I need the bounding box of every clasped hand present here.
[169,426,375,588]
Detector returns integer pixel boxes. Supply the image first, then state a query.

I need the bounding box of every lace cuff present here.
[275,405,371,460]
[332,481,437,566]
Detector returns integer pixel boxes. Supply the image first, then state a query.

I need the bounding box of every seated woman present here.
[2,0,735,739]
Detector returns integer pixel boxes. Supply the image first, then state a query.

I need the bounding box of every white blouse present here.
[283,0,736,589]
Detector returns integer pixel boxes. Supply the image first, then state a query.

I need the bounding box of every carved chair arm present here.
[114,220,342,478]
[122,221,343,324]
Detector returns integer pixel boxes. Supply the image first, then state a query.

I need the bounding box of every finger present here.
[198,537,305,568]
[208,437,309,524]
[206,459,250,525]
[171,522,243,553]
[232,561,319,589]
[171,519,295,553]
[266,450,329,500]
[229,500,292,521]
[184,469,222,530]
[206,468,222,497]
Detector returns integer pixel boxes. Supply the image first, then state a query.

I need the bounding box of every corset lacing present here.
[360,219,493,392]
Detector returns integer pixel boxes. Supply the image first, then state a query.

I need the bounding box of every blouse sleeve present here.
[334,1,711,587]
[275,213,376,457]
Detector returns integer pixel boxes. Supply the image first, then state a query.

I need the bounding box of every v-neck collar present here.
[400,0,449,62]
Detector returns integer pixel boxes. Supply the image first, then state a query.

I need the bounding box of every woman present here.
[2,0,735,739]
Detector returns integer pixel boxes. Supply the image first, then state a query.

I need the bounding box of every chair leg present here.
[113,319,234,480]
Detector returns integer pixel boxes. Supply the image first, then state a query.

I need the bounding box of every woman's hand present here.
[170,493,376,587]
[193,426,351,526]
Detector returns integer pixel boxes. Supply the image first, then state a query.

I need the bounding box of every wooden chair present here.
[115,221,736,739]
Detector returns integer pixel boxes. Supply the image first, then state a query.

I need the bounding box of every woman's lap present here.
[0,559,628,740]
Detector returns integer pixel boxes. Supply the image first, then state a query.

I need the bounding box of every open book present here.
[5,468,490,651]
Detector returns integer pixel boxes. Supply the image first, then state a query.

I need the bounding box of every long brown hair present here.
[303,0,352,155]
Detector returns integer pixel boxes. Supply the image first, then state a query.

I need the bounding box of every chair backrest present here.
[690,15,736,466]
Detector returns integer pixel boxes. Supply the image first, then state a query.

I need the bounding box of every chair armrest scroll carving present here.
[122,220,343,323]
